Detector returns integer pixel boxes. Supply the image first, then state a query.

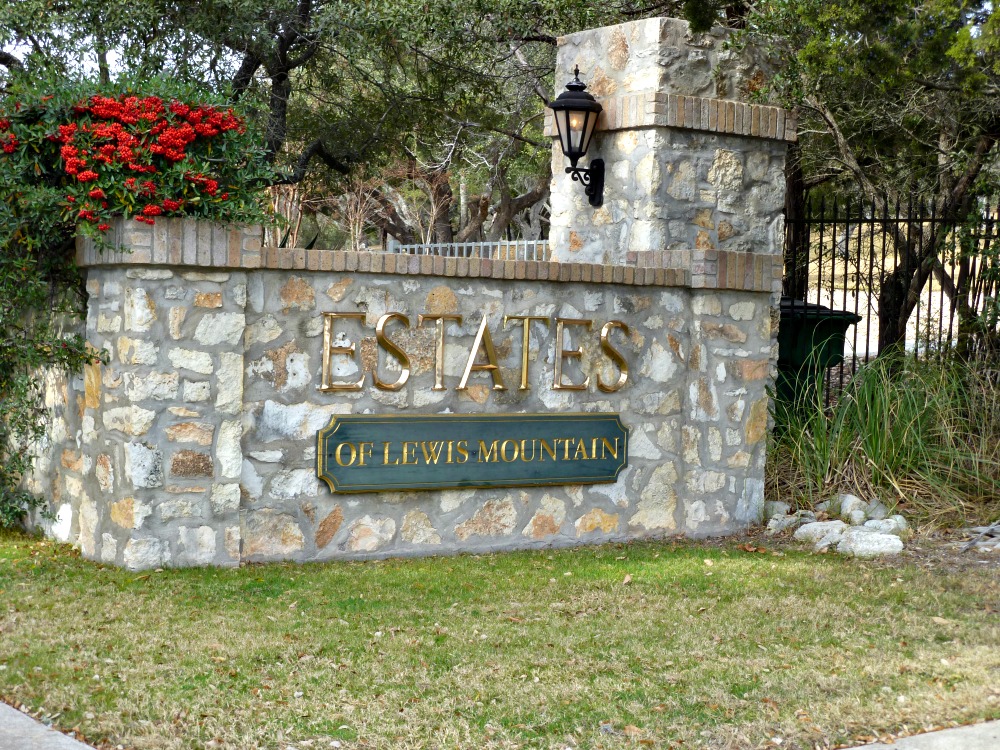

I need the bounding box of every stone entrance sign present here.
[29,16,792,569]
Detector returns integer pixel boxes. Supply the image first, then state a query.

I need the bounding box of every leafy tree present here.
[744,0,1000,354]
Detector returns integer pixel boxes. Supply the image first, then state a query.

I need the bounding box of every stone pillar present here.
[547,17,795,268]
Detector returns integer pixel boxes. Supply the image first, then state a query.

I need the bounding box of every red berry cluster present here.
[44,94,246,229]
[0,118,16,153]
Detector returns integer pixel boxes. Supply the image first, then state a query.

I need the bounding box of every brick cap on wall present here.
[76,218,782,294]
[544,92,796,143]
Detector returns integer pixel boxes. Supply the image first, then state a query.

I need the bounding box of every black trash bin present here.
[776,297,862,412]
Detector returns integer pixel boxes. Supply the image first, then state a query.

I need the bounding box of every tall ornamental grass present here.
[768,355,1000,527]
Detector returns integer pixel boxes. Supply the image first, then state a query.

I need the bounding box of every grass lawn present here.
[1,530,997,750]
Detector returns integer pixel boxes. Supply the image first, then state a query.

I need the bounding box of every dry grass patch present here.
[1,530,998,750]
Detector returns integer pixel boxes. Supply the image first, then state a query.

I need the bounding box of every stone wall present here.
[27,15,788,569]
[32,223,772,568]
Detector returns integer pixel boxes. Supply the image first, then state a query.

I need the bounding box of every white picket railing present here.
[385,238,550,262]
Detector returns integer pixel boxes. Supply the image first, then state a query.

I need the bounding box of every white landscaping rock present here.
[814,530,845,551]
[889,514,909,534]
[863,519,899,535]
[849,509,867,526]
[838,493,867,519]
[766,514,801,534]
[837,527,904,558]
[764,500,790,521]
[866,499,890,520]
[794,520,848,543]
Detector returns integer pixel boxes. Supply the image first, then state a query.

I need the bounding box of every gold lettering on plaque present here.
[321,312,366,391]
[373,312,411,391]
[598,320,630,393]
[553,318,592,391]
[458,315,506,391]
[503,315,549,390]
[417,314,462,391]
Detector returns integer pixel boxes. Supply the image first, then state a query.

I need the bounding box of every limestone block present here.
[215,352,243,414]
[246,315,283,346]
[95,453,114,492]
[178,526,217,564]
[125,442,163,488]
[169,348,214,375]
[123,537,169,570]
[158,497,204,522]
[183,380,211,401]
[118,337,159,365]
[100,534,117,564]
[103,405,156,436]
[216,419,242,479]
[629,462,678,531]
[126,371,179,402]
[455,499,518,540]
[78,497,98,556]
[401,510,442,545]
[243,510,305,558]
[193,313,245,346]
[210,483,241,514]
[51,503,72,542]
[347,515,396,552]
[124,287,156,332]
[165,422,214,446]
[224,526,241,559]
[268,468,318,501]
[522,495,567,539]
[575,508,619,535]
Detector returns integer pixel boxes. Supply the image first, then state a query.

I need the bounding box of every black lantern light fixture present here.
[548,66,604,207]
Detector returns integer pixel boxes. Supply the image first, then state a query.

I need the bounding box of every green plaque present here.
[317,413,629,493]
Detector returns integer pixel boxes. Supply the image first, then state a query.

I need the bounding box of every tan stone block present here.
[194,292,222,309]
[166,421,215,446]
[316,506,344,549]
[746,397,769,445]
[326,278,352,303]
[279,276,315,311]
[455,499,517,541]
[243,510,305,557]
[575,508,619,535]
[84,360,101,409]
[401,510,441,545]
[693,208,715,229]
[425,285,458,314]
[345,515,394,552]
[61,449,84,472]
[170,450,213,478]
[110,497,135,529]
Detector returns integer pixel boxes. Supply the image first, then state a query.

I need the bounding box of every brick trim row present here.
[76,219,781,294]
[544,92,796,142]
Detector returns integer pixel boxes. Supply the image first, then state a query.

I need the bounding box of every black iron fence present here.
[783,195,1000,398]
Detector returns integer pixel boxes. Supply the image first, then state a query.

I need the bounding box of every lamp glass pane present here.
[554,109,573,156]
[578,111,599,156]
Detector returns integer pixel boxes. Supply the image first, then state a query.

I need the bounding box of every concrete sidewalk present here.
[843,720,1000,749]
[0,702,94,749]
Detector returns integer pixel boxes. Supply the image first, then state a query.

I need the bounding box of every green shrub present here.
[768,355,1000,527]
